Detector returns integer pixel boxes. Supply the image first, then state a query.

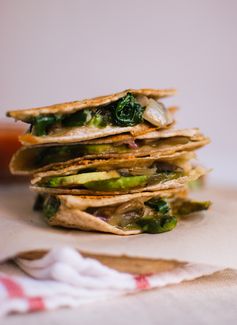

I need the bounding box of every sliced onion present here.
[143,99,173,127]
[128,166,157,176]
[92,206,115,218]
[126,140,138,149]
[95,215,108,222]
[136,95,150,107]
[114,199,144,216]
[118,166,156,176]
[108,199,145,227]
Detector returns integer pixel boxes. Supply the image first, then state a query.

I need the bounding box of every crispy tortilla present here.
[7,88,176,121]
[83,127,204,144]
[32,151,193,181]
[17,108,177,146]
[30,153,207,195]
[18,123,158,146]
[41,188,187,235]
[10,128,210,175]
[7,89,176,145]
[31,165,205,196]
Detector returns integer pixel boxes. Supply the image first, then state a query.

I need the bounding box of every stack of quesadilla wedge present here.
[7,88,211,235]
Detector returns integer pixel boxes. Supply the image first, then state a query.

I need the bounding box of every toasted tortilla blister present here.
[10,128,210,175]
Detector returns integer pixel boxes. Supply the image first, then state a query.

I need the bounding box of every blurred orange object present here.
[0,122,27,182]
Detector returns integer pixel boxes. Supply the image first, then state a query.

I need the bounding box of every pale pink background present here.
[0,0,236,185]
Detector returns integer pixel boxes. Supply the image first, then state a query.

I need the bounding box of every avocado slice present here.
[46,171,120,187]
[84,175,148,191]
[81,144,113,154]
[83,144,113,154]
[82,144,128,154]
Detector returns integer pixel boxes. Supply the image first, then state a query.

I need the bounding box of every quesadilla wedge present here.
[7,88,176,145]
[10,128,209,175]
[34,189,211,235]
[31,153,207,195]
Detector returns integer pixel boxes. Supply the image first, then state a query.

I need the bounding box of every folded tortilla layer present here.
[30,152,207,195]
[35,188,211,235]
[10,128,210,175]
[7,89,176,145]
[7,88,176,120]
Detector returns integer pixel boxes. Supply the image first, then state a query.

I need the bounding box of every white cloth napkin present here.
[0,247,222,316]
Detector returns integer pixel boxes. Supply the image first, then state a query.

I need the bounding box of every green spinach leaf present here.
[111,93,144,126]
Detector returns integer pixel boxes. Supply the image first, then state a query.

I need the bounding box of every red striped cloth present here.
[0,247,221,317]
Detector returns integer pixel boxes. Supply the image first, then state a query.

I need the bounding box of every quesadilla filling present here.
[34,194,210,233]
[87,197,210,232]
[26,94,172,136]
[40,161,185,192]
[32,136,190,168]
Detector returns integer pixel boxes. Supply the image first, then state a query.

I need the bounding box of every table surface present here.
[1,184,237,324]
